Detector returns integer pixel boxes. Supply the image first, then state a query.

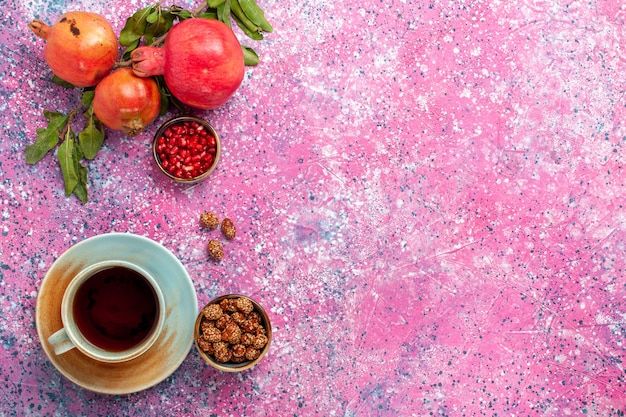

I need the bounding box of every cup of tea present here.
[47,260,166,363]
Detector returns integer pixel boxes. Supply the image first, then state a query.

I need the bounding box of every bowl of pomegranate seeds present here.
[195,294,272,372]
[152,116,220,183]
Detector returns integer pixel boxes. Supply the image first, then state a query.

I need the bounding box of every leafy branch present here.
[25,89,104,203]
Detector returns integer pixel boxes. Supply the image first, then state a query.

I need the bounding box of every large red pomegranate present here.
[92,68,161,137]
[131,18,245,110]
[28,11,118,87]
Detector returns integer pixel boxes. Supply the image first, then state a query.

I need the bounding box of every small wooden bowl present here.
[194,294,272,372]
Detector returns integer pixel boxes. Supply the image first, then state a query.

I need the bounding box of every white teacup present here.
[48,260,165,363]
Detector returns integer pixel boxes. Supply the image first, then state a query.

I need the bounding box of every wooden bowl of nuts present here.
[152,116,221,184]
[195,294,271,372]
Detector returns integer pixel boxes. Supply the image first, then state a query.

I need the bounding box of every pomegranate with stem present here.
[92,68,161,137]
[131,18,245,110]
[28,11,118,87]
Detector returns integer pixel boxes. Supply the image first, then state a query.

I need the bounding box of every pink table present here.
[0,0,624,415]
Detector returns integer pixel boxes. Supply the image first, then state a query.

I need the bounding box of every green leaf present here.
[51,75,76,88]
[233,14,264,40]
[217,0,232,28]
[146,10,159,24]
[148,11,176,36]
[81,90,95,107]
[242,45,260,66]
[119,27,142,46]
[144,12,176,45]
[170,8,193,20]
[119,7,152,46]
[58,130,79,196]
[78,108,104,160]
[122,39,141,60]
[197,11,218,20]
[238,0,273,32]
[154,75,184,113]
[72,163,89,203]
[25,110,68,164]
[207,0,226,7]
[231,0,260,33]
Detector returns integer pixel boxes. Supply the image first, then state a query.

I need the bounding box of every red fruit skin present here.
[93,68,161,137]
[29,12,118,87]
[131,18,245,110]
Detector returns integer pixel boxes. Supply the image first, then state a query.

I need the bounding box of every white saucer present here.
[36,233,198,395]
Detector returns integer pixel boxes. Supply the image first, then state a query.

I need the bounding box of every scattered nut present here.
[207,239,224,261]
[196,297,269,365]
[221,218,236,239]
[200,212,236,261]
[200,212,219,229]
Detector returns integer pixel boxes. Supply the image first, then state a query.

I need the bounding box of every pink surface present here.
[0,0,625,415]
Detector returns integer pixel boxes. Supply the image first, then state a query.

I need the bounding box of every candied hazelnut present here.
[220,298,238,313]
[221,322,242,344]
[231,311,247,325]
[241,333,255,346]
[255,324,266,336]
[242,321,265,336]
[200,212,219,229]
[215,314,232,330]
[204,343,215,355]
[235,297,254,315]
[247,311,261,324]
[213,341,229,351]
[214,346,232,363]
[202,304,223,321]
[253,334,268,349]
[245,347,260,361]
[221,218,236,239]
[231,355,246,363]
[202,326,222,343]
[201,319,215,332]
[197,337,212,352]
[241,319,259,333]
[207,239,224,261]
[231,344,246,358]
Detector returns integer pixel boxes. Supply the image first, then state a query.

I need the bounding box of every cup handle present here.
[48,328,76,355]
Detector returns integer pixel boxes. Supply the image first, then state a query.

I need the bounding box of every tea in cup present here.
[48,260,165,363]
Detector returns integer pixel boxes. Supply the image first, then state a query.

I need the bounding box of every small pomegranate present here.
[93,68,161,137]
[131,18,245,110]
[28,11,118,87]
